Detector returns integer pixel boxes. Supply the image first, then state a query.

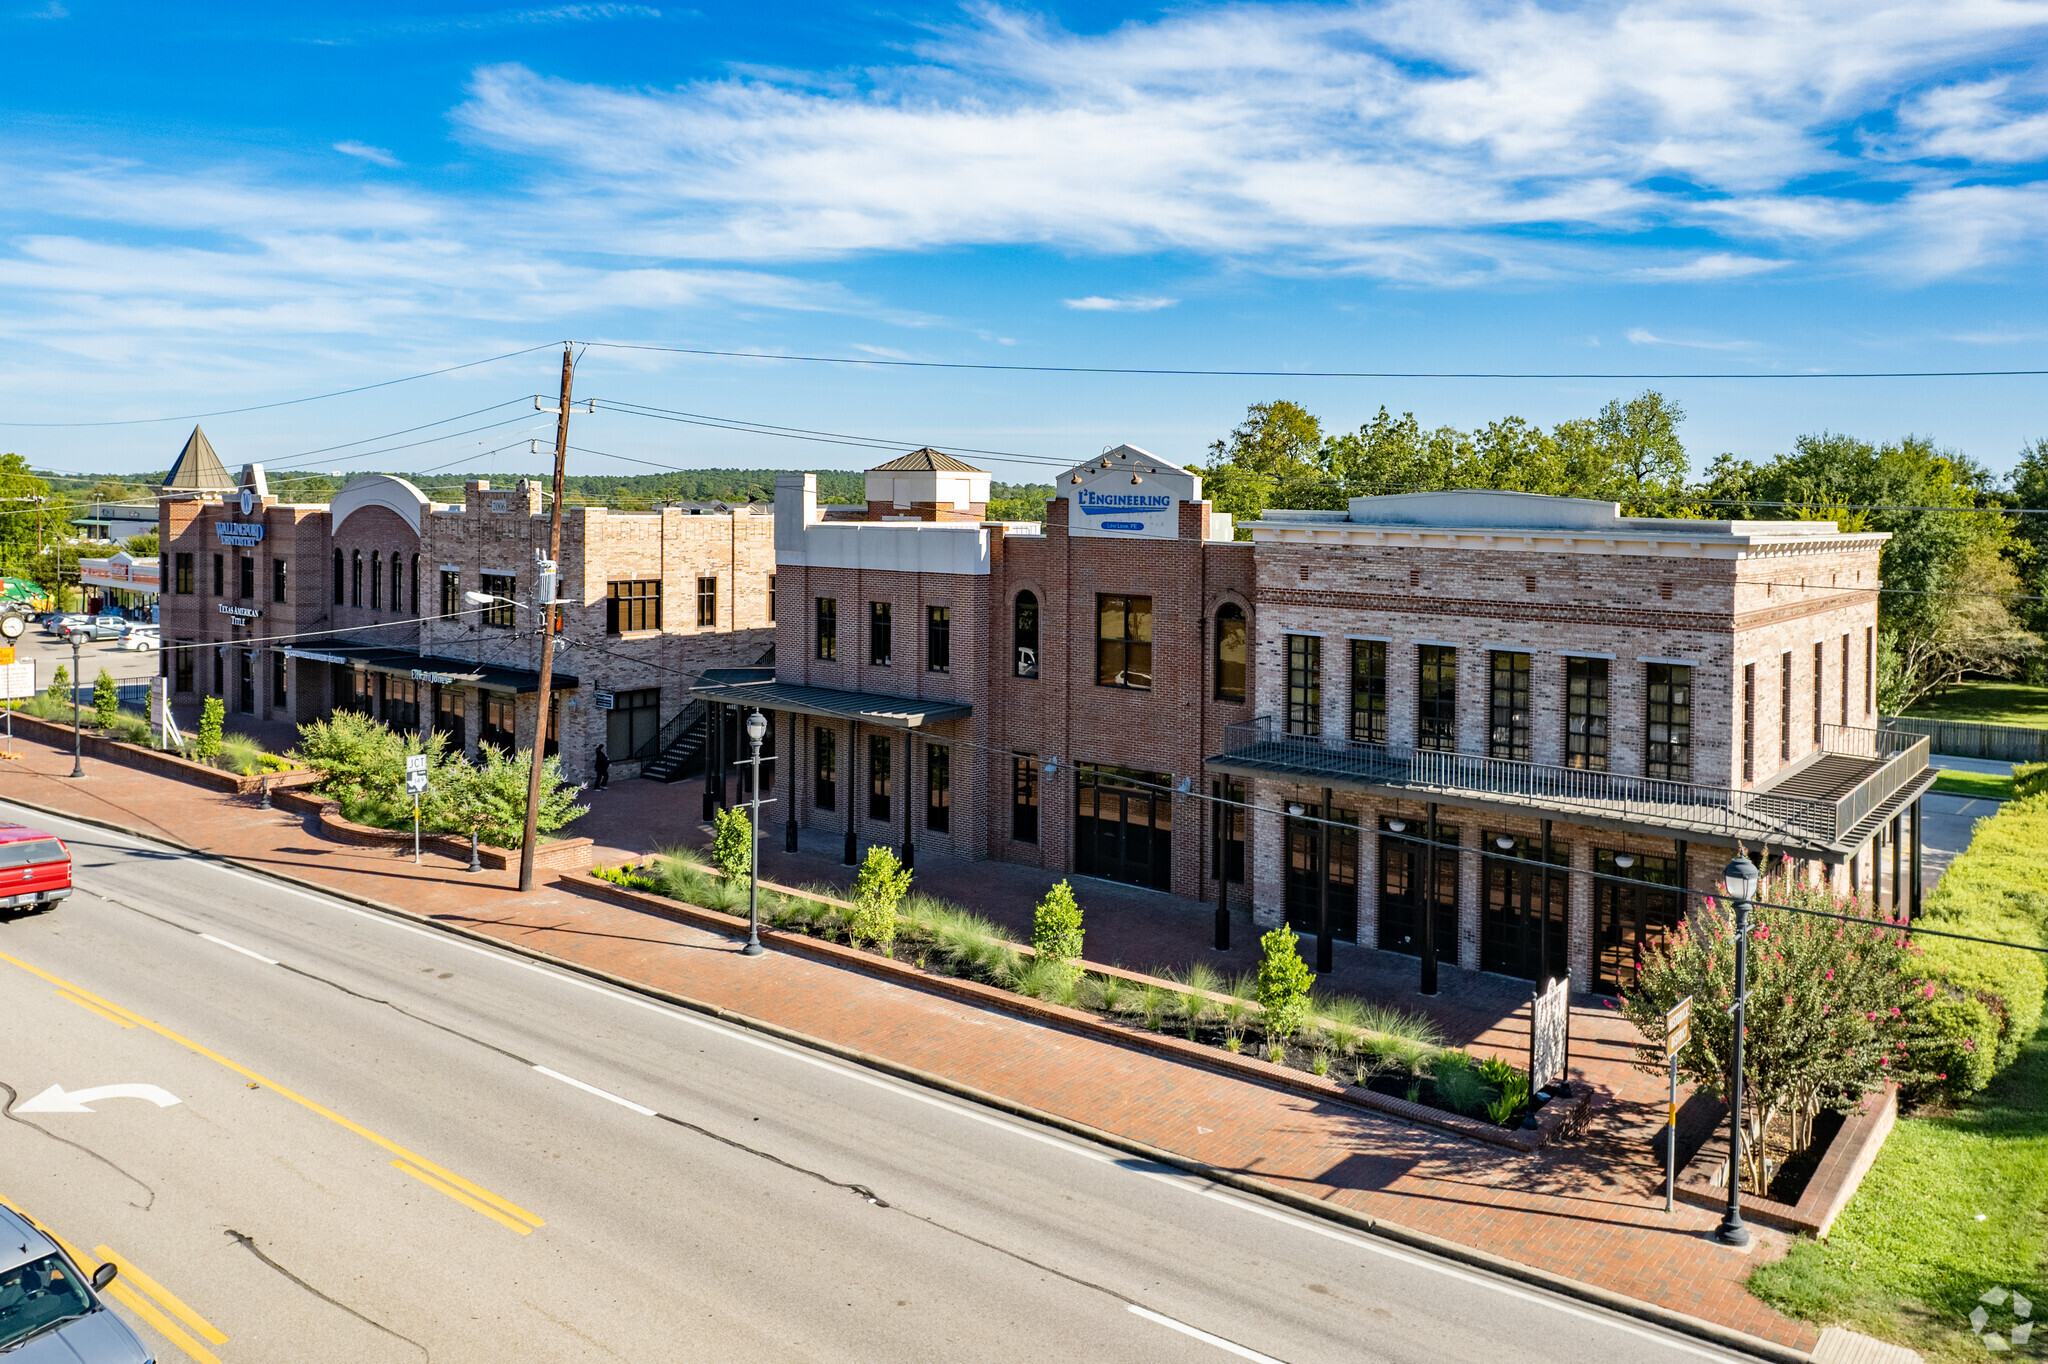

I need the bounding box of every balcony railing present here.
[1214,717,1929,848]
[1824,725,1931,839]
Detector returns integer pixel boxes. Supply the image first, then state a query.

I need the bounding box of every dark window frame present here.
[868,733,892,821]
[1813,641,1824,745]
[1094,594,1153,691]
[1781,650,1793,760]
[333,549,344,605]
[816,597,837,661]
[350,550,362,608]
[1488,650,1531,762]
[1565,655,1609,771]
[238,552,254,601]
[212,552,224,597]
[271,557,288,604]
[926,605,951,674]
[1284,634,1321,736]
[869,601,892,668]
[1645,662,1694,782]
[926,744,950,832]
[1349,639,1387,745]
[370,553,382,612]
[1013,591,1039,678]
[814,726,837,811]
[1742,661,1757,782]
[1214,603,1246,703]
[767,574,776,623]
[439,570,459,619]
[606,579,661,634]
[1011,753,1038,843]
[696,576,718,628]
[480,573,516,629]
[174,552,193,595]
[1417,645,1457,751]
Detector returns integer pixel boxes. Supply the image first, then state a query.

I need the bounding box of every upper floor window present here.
[333,549,344,605]
[389,552,403,612]
[174,552,193,595]
[869,601,892,667]
[816,597,837,660]
[927,605,950,673]
[1488,651,1531,762]
[1284,634,1321,736]
[1013,591,1039,678]
[1565,656,1609,771]
[1214,604,1246,703]
[768,574,777,624]
[481,572,515,628]
[239,552,255,601]
[350,550,362,608]
[1095,594,1152,690]
[1350,640,1387,745]
[370,553,383,611]
[1417,645,1456,751]
[1646,662,1693,782]
[272,558,288,604]
[212,553,224,597]
[410,554,420,614]
[440,570,459,619]
[696,576,718,628]
[607,580,661,633]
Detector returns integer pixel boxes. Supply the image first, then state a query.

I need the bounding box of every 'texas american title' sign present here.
[1060,445,1202,541]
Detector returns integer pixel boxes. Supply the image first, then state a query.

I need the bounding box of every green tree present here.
[123,531,159,558]
[0,454,50,578]
[848,845,913,953]
[1256,926,1314,1042]
[92,668,117,729]
[2009,437,2048,646]
[1591,391,1690,511]
[45,662,68,704]
[1031,879,1084,965]
[196,697,224,760]
[1197,400,1330,531]
[427,745,584,849]
[711,806,753,882]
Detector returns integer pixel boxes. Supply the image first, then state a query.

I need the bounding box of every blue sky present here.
[5,1,2048,492]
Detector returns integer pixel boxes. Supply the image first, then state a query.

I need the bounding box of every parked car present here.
[116,623,159,651]
[42,613,87,636]
[0,1203,152,1362]
[59,615,125,642]
[0,825,71,913]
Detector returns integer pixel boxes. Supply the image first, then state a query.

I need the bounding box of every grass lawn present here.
[1907,680,2048,730]
[1748,1014,2048,1360]
[1932,769,2015,801]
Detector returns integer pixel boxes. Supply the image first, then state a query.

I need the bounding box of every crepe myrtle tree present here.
[1617,865,1939,1193]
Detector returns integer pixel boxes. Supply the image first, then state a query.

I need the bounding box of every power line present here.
[0,344,562,429]
[576,340,2048,382]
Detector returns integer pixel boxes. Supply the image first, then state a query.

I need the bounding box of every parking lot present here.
[7,617,162,692]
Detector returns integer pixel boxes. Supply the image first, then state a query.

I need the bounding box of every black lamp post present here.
[1715,852,1760,1248]
[742,708,766,956]
[69,635,83,779]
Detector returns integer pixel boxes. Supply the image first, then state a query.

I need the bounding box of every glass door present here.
[1480,832,1570,981]
[1284,804,1359,941]
[1593,850,1683,995]
[1376,819,1457,956]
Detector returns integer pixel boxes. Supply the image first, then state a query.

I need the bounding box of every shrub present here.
[426,744,584,849]
[195,697,224,760]
[1032,879,1084,965]
[92,669,117,729]
[711,806,753,882]
[1432,1052,1490,1116]
[106,709,153,747]
[1256,926,1313,1043]
[1916,793,2048,1084]
[848,845,912,953]
[294,710,399,799]
[45,663,67,703]
[216,734,265,777]
[2014,761,2047,800]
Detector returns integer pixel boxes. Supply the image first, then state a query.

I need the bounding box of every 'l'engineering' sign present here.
[1061,446,1201,541]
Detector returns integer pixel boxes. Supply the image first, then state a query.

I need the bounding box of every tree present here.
[2009,437,2048,647]
[1031,880,1084,966]
[1256,926,1313,1043]
[711,806,753,882]
[1877,540,2037,712]
[123,531,159,558]
[848,845,912,953]
[0,454,49,578]
[1592,391,1689,511]
[1197,400,1330,531]
[92,668,117,729]
[45,663,68,704]
[196,697,224,760]
[428,745,584,850]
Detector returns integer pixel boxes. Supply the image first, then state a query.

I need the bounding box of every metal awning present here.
[278,638,578,694]
[690,668,970,729]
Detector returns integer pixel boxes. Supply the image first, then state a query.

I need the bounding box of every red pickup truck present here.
[0,825,72,911]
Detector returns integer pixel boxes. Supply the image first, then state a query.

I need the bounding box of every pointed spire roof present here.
[161,424,234,494]
[869,447,984,474]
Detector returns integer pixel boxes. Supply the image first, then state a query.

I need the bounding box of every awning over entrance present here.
[689,668,970,730]
[278,638,579,694]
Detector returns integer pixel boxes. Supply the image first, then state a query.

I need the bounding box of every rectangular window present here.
[410,555,419,614]
[1014,594,1040,678]
[350,551,362,607]
[238,553,254,601]
[606,580,661,633]
[370,554,382,611]
[768,574,776,624]
[927,605,951,673]
[1488,651,1531,762]
[1841,633,1851,727]
[1011,753,1039,843]
[1865,626,1874,716]
[1781,650,1793,759]
[1212,776,1245,883]
[1350,640,1387,745]
[440,570,459,619]
[1646,663,1693,782]
[173,642,193,693]
[1214,608,1246,702]
[390,552,402,612]
[816,598,837,661]
[1095,594,1153,690]
[1284,634,1321,735]
[1813,641,1824,744]
[868,601,892,667]
[334,550,344,605]
[1417,645,1457,751]
[481,573,515,628]
[1565,656,1609,770]
[605,688,661,758]
[271,650,287,709]
[174,552,193,595]
[696,576,718,627]
[212,553,224,597]
[868,734,891,821]
[1742,662,1756,782]
[271,558,288,604]
[814,727,837,811]
[926,744,950,832]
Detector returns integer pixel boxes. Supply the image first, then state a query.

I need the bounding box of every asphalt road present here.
[0,800,1745,1364]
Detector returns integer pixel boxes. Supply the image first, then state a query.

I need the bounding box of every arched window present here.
[350,550,362,608]
[1013,591,1039,678]
[389,552,402,611]
[1215,603,1246,703]
[370,553,383,611]
[332,549,344,605]
[409,553,420,613]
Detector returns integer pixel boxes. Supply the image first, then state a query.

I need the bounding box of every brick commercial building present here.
[157,427,775,786]
[1208,490,1936,993]
[693,446,1255,902]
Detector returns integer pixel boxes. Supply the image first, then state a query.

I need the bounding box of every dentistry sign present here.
[1061,445,1202,541]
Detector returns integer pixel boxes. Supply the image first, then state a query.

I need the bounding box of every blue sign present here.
[1101,521,1145,530]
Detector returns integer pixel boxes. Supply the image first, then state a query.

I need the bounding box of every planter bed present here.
[564,865,1592,1153]
[3,710,313,797]
[271,788,593,871]
[1674,1085,1898,1236]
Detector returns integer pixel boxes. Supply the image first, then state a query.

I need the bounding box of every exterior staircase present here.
[637,643,775,785]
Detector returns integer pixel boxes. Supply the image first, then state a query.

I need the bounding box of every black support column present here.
[1420,801,1439,996]
[844,720,859,866]
[1315,787,1333,974]
[900,730,915,871]
[703,701,722,822]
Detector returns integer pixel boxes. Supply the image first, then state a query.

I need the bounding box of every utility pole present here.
[518,344,575,893]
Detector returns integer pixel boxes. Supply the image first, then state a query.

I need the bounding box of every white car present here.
[117,627,159,651]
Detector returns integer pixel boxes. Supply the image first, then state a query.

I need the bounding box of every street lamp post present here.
[69,635,83,778]
[1715,852,1761,1248]
[743,709,766,956]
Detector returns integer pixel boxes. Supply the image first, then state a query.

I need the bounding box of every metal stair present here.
[637,704,707,784]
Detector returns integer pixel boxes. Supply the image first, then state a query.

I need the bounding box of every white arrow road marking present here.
[16,1084,183,1114]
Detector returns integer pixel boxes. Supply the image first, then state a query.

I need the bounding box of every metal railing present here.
[1216,717,1929,846]
[631,697,706,765]
[1831,728,1931,837]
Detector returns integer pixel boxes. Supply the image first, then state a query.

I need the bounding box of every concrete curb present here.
[4,790,1812,1364]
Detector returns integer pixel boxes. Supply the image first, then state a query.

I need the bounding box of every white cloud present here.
[1629,253,1792,282]
[334,140,403,167]
[1062,295,1178,311]
[19,2,67,17]
[1626,327,1757,351]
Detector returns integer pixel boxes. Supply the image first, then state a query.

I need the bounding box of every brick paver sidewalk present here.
[0,739,1815,1353]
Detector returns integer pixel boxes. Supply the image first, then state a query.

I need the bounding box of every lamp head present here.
[746,710,767,743]
[1495,835,1515,850]
[1722,853,1761,903]
[1286,803,1304,817]
[1614,853,1635,870]
[462,591,496,606]
[1387,819,1405,833]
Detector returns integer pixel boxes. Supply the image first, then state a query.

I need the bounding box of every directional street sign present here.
[17,1083,182,1113]
[1665,996,1693,1058]
[404,753,431,796]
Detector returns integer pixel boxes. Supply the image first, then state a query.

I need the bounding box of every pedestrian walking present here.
[593,743,610,790]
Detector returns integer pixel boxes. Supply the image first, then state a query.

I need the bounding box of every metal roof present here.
[278,637,578,694]
[868,447,985,474]
[161,424,235,493]
[690,668,970,728]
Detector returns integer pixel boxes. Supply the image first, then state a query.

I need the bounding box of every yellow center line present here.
[0,1194,221,1364]
[95,1245,229,1344]
[391,1161,534,1235]
[55,987,138,1028]
[0,947,544,1233]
